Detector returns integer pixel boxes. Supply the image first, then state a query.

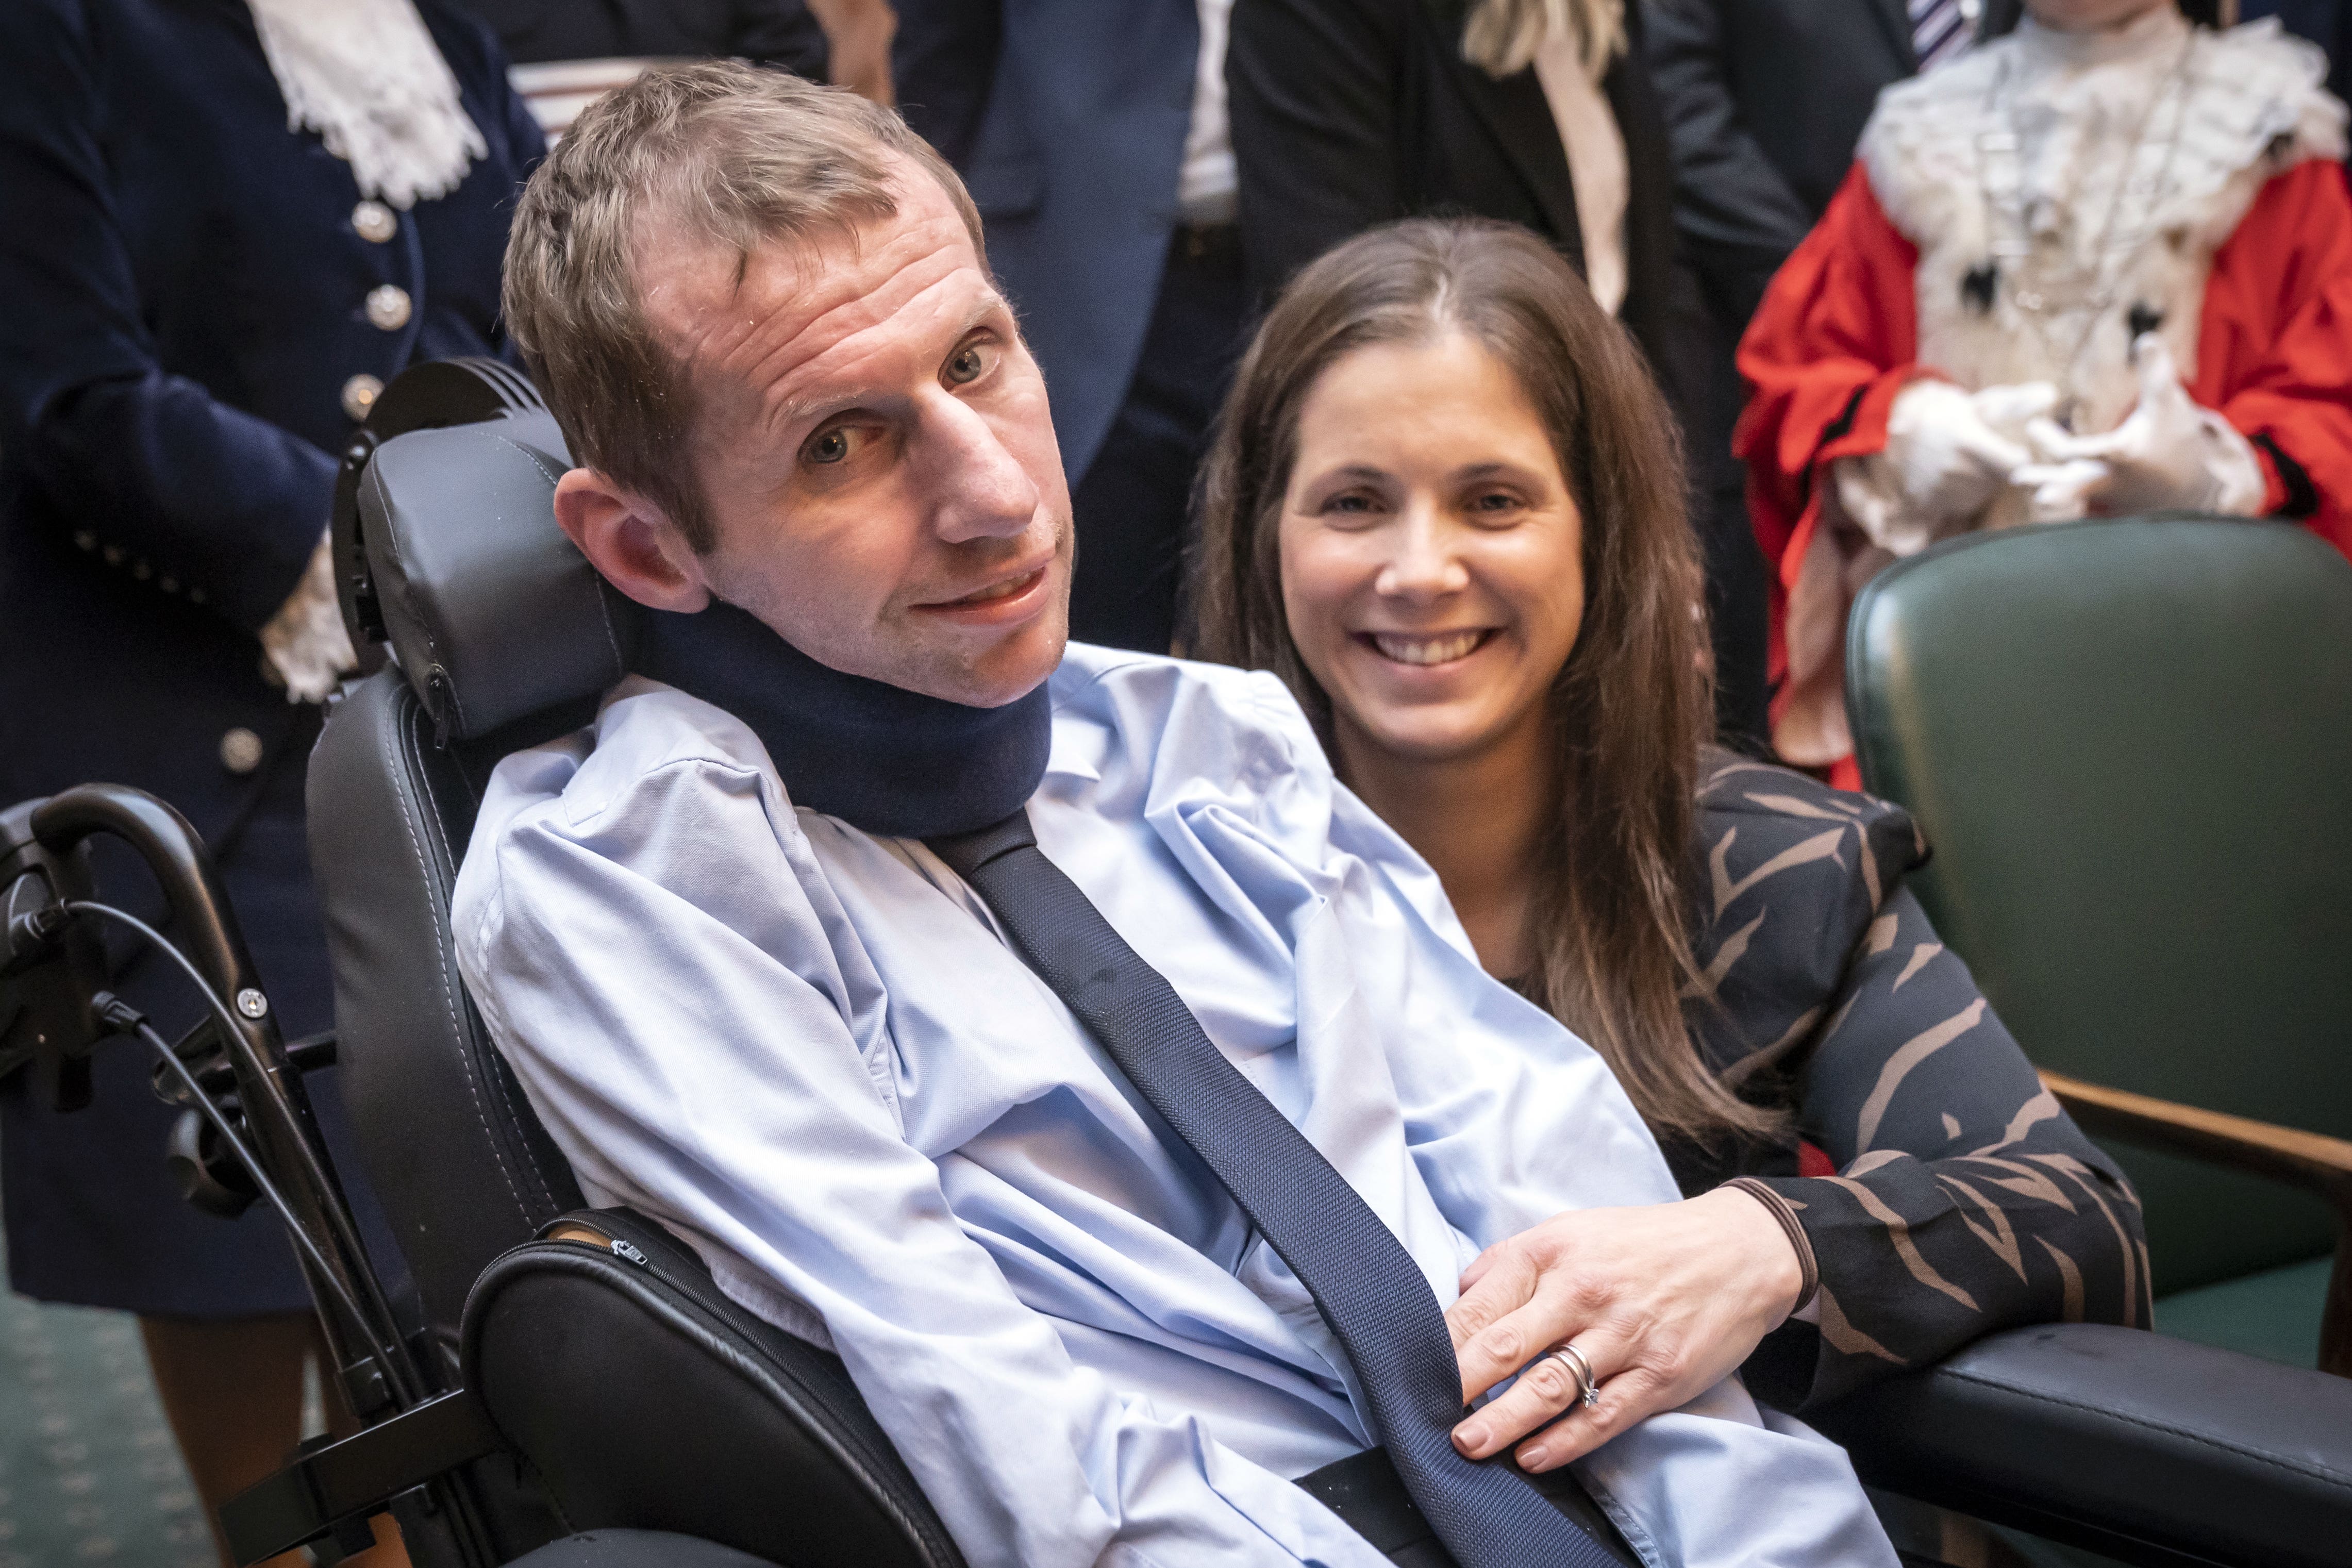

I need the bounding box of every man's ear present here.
[553,469,713,613]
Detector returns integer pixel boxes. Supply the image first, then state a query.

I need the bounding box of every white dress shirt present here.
[453,643,1896,1568]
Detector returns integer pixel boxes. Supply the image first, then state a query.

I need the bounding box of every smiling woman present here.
[1190,217,2148,1475]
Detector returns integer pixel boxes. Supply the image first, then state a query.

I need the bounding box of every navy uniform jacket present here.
[0,0,542,1316]
[893,0,1200,491]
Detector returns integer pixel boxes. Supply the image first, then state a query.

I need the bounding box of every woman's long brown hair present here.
[1189,219,1780,1146]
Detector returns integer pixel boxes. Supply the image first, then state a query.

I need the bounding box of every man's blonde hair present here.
[503,61,986,552]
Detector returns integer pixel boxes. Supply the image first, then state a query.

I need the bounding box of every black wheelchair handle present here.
[31,785,266,1014]
[27,786,430,1416]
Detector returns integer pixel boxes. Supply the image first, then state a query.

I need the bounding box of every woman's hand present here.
[1444,1186,1807,1473]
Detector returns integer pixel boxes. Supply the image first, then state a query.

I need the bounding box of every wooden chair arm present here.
[2039,1069,2352,1377]
[2039,1070,2352,1205]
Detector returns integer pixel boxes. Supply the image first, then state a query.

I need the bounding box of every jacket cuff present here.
[1816,368,1924,470]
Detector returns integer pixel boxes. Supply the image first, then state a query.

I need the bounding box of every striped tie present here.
[1910,0,1971,72]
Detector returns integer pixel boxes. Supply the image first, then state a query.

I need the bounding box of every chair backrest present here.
[312,396,614,1346]
[1846,516,2352,1296]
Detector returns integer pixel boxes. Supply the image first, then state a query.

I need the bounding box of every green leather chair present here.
[1844,515,2352,1375]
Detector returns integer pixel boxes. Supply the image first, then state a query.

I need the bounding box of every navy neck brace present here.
[632,600,1052,840]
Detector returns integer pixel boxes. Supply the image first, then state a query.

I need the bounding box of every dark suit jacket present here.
[446,0,826,72]
[894,0,1202,489]
[1643,0,1918,328]
[1227,0,1704,416]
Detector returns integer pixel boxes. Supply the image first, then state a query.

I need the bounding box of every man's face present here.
[633,162,1072,707]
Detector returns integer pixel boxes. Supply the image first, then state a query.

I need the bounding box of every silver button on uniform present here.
[352,201,397,244]
[220,727,265,776]
[364,285,412,331]
[342,373,384,422]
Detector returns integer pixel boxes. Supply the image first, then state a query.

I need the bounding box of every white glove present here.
[2013,457,2117,525]
[1832,378,2053,555]
[259,530,358,704]
[2022,336,2267,517]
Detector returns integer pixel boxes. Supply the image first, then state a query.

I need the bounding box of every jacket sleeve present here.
[1760,885,2147,1407]
[2195,157,2352,562]
[1641,0,1816,324]
[1690,767,2150,1410]
[1731,162,1920,574]
[0,0,336,635]
[1228,0,1408,305]
[1731,164,1920,769]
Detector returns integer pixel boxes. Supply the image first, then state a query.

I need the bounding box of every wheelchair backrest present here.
[311,370,643,1349]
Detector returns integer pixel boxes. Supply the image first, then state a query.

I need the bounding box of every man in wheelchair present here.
[455,60,1895,1568]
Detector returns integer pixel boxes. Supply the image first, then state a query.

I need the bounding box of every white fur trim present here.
[1858,15,2346,437]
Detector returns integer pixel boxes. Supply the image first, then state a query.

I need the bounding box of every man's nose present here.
[918,393,1043,544]
[1373,503,1471,600]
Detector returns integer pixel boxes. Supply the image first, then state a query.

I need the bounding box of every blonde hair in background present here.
[1460,0,1626,78]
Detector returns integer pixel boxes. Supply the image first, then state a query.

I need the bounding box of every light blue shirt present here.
[454,644,1896,1568]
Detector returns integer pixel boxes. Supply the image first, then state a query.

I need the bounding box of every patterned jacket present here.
[1676,753,2150,1409]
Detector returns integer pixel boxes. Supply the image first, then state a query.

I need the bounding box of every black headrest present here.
[336,360,640,741]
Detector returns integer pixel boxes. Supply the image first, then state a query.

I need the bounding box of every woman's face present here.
[1278,331,1586,768]
[2024,0,2173,31]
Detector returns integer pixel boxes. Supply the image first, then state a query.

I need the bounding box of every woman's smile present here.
[1359,627,1499,667]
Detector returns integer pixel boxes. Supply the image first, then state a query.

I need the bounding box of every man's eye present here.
[945,342,992,386]
[802,424,870,466]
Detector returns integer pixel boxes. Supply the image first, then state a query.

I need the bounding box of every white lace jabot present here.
[245,0,487,209]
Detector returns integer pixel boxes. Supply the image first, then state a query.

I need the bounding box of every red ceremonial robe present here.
[1734,158,2352,786]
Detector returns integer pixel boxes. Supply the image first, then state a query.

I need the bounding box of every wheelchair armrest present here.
[1808,1324,2352,1568]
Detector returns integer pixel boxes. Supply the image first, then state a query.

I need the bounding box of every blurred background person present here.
[0,1,542,1561]
[1225,0,1761,744]
[1645,0,1990,754]
[451,0,897,140]
[1188,217,2143,1431]
[1736,0,2352,785]
[895,0,1246,656]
